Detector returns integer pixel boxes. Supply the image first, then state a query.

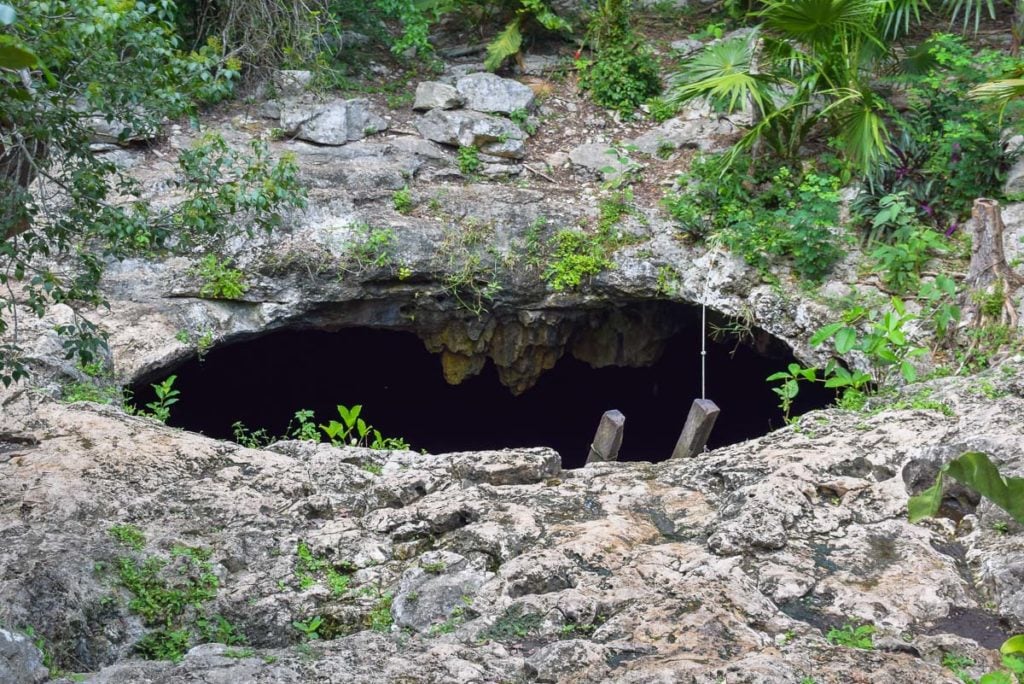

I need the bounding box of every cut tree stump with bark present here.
[965,198,1023,328]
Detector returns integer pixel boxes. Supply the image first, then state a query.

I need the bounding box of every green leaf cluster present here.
[664,154,844,282]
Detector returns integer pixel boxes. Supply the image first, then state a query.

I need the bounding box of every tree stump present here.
[964,198,1023,328]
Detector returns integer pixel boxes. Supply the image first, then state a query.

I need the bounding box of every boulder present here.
[415,109,526,159]
[413,82,464,111]
[629,115,738,156]
[455,73,535,114]
[280,98,388,145]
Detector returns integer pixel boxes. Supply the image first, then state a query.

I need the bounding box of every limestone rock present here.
[568,142,628,180]
[630,115,739,155]
[1004,157,1024,196]
[2,360,1023,682]
[271,69,313,97]
[455,73,535,114]
[413,82,464,111]
[0,628,47,684]
[670,38,704,55]
[280,98,388,145]
[392,551,490,633]
[414,109,526,159]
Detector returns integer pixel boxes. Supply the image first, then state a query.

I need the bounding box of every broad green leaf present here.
[900,360,917,382]
[0,37,39,69]
[1002,635,1024,656]
[980,672,1014,684]
[944,452,1024,523]
[834,326,857,353]
[766,371,791,381]
[810,322,844,346]
[907,475,944,522]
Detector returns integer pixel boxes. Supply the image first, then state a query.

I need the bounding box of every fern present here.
[485,19,523,71]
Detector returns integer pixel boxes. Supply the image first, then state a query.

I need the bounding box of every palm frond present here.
[484,19,522,71]
[668,33,776,114]
[942,0,997,32]
[823,87,892,170]
[759,0,885,51]
[968,78,1024,121]
[882,0,931,38]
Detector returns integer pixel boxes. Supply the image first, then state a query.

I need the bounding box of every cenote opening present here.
[131,304,833,468]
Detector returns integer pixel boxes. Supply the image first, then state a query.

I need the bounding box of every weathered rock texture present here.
[1,359,1023,682]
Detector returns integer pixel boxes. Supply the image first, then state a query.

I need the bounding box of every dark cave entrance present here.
[131,304,834,468]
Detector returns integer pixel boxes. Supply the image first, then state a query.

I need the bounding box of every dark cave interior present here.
[131,306,834,468]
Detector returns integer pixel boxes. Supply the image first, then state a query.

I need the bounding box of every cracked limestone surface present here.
[1,358,1023,682]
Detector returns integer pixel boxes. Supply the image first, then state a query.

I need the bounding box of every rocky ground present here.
[1,352,1024,682]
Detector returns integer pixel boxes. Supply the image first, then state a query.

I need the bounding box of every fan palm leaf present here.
[758,0,886,52]
[942,0,997,31]
[668,32,777,115]
[823,86,892,170]
[968,77,1024,121]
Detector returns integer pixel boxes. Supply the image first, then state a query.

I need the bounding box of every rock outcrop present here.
[0,359,1022,682]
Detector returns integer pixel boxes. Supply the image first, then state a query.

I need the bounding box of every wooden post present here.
[965,198,1023,327]
[586,410,625,464]
[671,399,720,459]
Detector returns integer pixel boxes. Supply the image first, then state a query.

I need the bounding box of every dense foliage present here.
[0,2,304,386]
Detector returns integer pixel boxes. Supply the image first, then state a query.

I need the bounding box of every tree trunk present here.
[964,198,1023,327]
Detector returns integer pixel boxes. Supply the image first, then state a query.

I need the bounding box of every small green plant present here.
[344,223,397,271]
[769,297,929,419]
[109,524,146,551]
[292,616,323,641]
[482,604,543,641]
[135,628,191,662]
[458,145,481,175]
[369,593,393,632]
[645,96,678,123]
[826,623,875,650]
[319,404,409,450]
[293,541,354,595]
[232,421,274,449]
[993,521,1010,534]
[145,375,180,423]
[943,651,976,681]
[509,108,537,134]
[544,229,612,291]
[428,607,465,636]
[192,254,248,300]
[577,0,661,115]
[421,560,446,574]
[656,264,680,296]
[392,186,413,214]
[223,648,255,659]
[288,409,320,442]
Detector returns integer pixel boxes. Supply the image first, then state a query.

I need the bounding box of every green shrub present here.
[458,146,482,175]
[664,154,844,282]
[578,0,661,114]
[544,229,612,291]
[192,255,248,300]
